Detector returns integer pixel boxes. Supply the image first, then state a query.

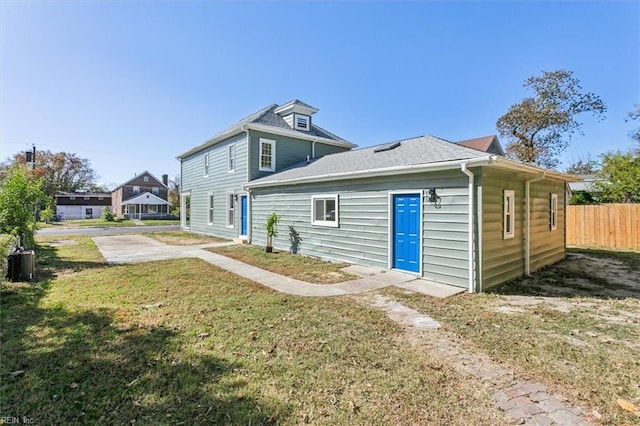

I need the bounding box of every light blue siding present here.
[250,171,471,288]
[180,133,248,239]
[248,130,350,181]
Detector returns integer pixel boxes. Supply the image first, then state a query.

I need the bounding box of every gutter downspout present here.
[460,162,475,293]
[312,138,318,159]
[525,172,546,275]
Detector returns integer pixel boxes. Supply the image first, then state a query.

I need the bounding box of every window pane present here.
[325,199,336,221]
[506,213,511,233]
[261,143,272,169]
[314,199,325,221]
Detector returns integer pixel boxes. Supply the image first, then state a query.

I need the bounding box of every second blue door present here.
[240,196,247,236]
[393,194,420,273]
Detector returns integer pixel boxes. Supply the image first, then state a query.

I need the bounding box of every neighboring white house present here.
[55,191,112,220]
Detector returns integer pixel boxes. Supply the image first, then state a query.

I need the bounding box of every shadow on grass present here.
[1,245,286,424]
[489,248,640,300]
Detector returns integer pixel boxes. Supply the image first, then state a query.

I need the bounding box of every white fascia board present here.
[491,157,581,182]
[176,127,247,160]
[274,102,318,116]
[246,123,356,148]
[244,156,496,189]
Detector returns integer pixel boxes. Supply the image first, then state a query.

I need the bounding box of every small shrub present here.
[40,206,55,223]
[101,207,115,222]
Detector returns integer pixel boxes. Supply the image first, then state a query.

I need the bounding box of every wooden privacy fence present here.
[566,204,640,250]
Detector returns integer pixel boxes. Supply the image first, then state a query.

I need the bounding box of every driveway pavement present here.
[39,225,180,237]
[92,235,464,298]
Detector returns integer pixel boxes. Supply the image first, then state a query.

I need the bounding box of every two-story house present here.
[179,100,578,293]
[55,191,112,220]
[111,171,172,219]
[177,100,356,240]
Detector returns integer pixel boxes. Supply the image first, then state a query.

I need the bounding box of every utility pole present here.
[32,144,36,170]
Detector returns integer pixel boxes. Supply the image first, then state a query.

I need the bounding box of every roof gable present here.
[457,135,505,155]
[111,171,166,192]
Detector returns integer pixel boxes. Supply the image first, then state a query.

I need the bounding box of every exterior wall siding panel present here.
[181,133,248,239]
[251,171,471,288]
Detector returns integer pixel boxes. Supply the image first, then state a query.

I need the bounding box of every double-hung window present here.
[311,194,339,227]
[550,193,558,231]
[226,193,234,227]
[152,187,159,195]
[259,138,276,172]
[228,144,236,173]
[503,190,515,239]
[208,194,215,225]
[133,186,140,194]
[204,153,210,177]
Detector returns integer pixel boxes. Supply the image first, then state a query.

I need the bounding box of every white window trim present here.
[133,186,140,194]
[311,194,339,228]
[226,192,235,228]
[293,113,310,131]
[143,176,149,182]
[208,193,215,226]
[259,138,276,172]
[203,152,210,177]
[503,189,515,240]
[550,193,558,231]
[228,144,236,173]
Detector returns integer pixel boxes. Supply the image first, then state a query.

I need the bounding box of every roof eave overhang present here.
[245,156,497,190]
[177,123,356,160]
[244,155,581,190]
[491,157,581,182]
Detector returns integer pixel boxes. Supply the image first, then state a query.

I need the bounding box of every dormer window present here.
[294,114,310,131]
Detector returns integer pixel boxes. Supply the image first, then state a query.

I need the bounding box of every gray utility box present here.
[6,250,35,281]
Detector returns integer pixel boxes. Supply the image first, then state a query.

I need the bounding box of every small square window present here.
[311,194,339,227]
[143,176,149,182]
[503,190,515,239]
[550,193,558,231]
[294,114,310,131]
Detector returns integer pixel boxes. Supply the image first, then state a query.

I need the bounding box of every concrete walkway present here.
[92,235,464,298]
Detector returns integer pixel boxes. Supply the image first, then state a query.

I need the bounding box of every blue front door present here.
[240,195,248,236]
[393,194,420,273]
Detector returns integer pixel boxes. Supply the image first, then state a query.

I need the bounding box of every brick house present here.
[111,171,171,219]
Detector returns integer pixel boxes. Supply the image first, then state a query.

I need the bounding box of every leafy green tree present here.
[565,154,599,175]
[3,150,104,201]
[568,190,596,205]
[595,151,640,203]
[0,167,48,246]
[496,69,606,169]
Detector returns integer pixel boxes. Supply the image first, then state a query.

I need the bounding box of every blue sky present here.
[1,1,638,188]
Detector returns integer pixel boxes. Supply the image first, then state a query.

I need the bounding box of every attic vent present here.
[373,142,401,153]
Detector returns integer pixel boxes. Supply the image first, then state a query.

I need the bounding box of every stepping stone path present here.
[356,293,592,425]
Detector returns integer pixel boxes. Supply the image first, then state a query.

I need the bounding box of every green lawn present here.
[384,248,640,425]
[1,236,507,425]
[209,244,358,284]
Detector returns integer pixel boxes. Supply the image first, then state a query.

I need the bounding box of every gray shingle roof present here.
[246,135,492,187]
[177,101,351,159]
